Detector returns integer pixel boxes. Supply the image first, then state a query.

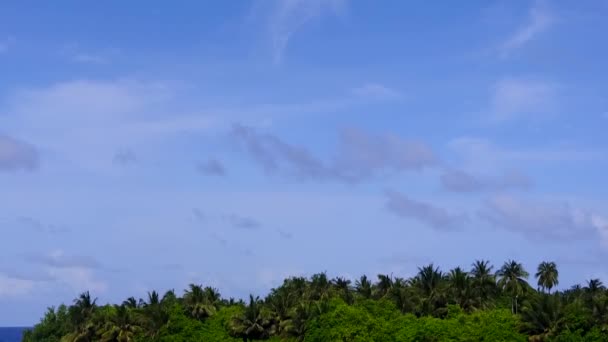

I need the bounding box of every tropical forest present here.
[22,260,608,341]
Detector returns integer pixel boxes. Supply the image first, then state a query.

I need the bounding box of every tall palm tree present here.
[584,279,606,307]
[414,264,446,316]
[139,291,169,338]
[375,274,394,299]
[496,260,530,314]
[230,295,271,342]
[355,275,373,299]
[447,267,475,311]
[121,297,138,309]
[416,264,444,298]
[585,279,605,296]
[183,284,218,320]
[470,260,496,309]
[67,291,98,336]
[535,261,559,293]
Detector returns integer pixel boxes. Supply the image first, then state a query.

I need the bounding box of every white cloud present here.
[352,83,401,100]
[490,78,557,122]
[25,250,108,294]
[447,137,602,174]
[1,79,214,172]
[266,0,347,63]
[479,195,608,246]
[499,1,553,58]
[592,215,608,248]
[47,267,107,294]
[29,249,102,269]
[0,274,36,297]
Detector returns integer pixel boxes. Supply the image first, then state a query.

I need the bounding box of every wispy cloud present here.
[384,190,468,230]
[479,196,608,247]
[499,1,554,58]
[192,208,262,230]
[352,83,401,100]
[0,274,36,297]
[27,250,102,269]
[447,137,602,174]
[264,0,347,63]
[0,36,15,54]
[0,135,39,172]
[221,214,261,230]
[196,158,226,176]
[113,149,137,166]
[1,79,215,172]
[440,169,531,193]
[16,216,70,234]
[489,78,557,122]
[72,53,108,64]
[17,250,108,294]
[231,124,436,183]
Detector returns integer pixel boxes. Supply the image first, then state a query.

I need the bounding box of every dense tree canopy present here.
[22,260,608,342]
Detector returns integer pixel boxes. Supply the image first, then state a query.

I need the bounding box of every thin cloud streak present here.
[264,0,347,63]
[499,1,554,58]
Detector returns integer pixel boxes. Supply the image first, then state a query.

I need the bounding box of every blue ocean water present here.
[0,327,28,342]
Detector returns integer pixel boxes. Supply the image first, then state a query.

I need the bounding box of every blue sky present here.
[1,0,607,326]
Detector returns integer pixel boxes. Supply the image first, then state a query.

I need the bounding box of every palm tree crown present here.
[536,261,559,293]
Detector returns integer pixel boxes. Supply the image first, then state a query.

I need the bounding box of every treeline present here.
[23,260,608,341]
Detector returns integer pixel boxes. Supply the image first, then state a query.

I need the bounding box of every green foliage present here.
[23,260,608,342]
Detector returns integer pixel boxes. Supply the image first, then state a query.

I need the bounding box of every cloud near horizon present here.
[479,196,608,246]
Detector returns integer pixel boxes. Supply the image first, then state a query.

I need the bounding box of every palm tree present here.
[121,297,138,309]
[520,293,564,341]
[183,284,218,320]
[99,305,142,342]
[447,267,475,311]
[308,273,331,301]
[332,277,354,305]
[496,260,530,314]
[585,279,605,296]
[66,291,98,340]
[388,285,419,314]
[139,291,169,338]
[536,261,559,293]
[280,302,312,341]
[355,275,373,299]
[414,264,446,316]
[230,295,271,341]
[374,274,393,299]
[73,291,97,320]
[470,260,496,309]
